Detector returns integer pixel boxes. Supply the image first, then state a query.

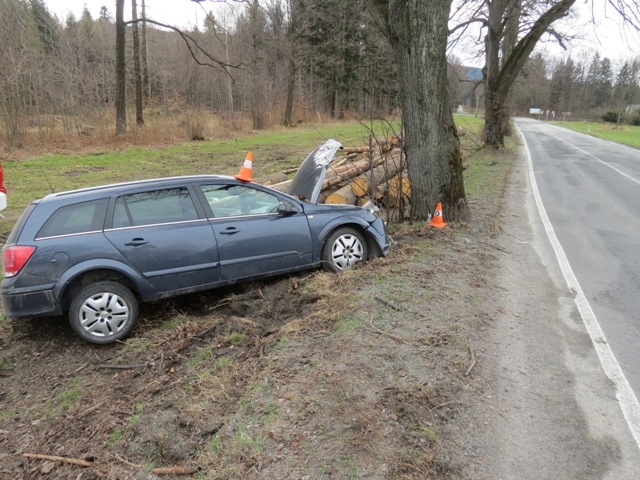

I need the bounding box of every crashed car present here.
[1,140,390,344]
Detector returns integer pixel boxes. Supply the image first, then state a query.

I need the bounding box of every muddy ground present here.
[0,193,506,479]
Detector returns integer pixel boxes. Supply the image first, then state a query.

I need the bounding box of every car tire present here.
[69,281,139,344]
[321,227,368,272]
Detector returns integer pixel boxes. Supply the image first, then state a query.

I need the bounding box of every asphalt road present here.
[462,118,640,479]
[516,117,640,399]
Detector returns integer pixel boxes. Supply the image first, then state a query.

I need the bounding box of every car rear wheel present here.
[322,227,368,272]
[69,281,139,344]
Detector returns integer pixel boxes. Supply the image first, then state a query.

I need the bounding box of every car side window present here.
[113,188,198,228]
[36,198,109,239]
[201,184,280,217]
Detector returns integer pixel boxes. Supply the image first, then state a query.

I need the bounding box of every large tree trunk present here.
[115,0,126,135]
[483,0,576,147]
[388,0,469,222]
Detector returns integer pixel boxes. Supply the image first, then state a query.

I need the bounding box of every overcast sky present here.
[44,0,638,67]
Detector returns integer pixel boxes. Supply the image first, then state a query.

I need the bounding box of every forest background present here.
[2,0,640,151]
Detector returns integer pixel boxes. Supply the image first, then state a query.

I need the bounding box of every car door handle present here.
[124,238,149,246]
[219,227,239,235]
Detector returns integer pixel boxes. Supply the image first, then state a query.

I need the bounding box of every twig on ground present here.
[23,453,93,467]
[365,316,416,345]
[465,341,476,376]
[477,240,510,254]
[151,466,198,475]
[375,296,404,311]
[97,363,148,370]
[77,402,105,419]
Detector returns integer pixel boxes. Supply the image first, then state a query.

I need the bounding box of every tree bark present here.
[388,0,469,222]
[115,0,126,135]
[283,56,295,126]
[141,0,150,99]
[249,0,264,130]
[132,0,144,126]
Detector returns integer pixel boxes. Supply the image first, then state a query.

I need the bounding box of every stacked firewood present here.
[265,139,409,209]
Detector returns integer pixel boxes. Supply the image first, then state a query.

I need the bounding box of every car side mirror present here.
[277,201,298,215]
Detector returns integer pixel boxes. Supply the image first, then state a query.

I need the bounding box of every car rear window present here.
[112,187,199,227]
[36,199,109,239]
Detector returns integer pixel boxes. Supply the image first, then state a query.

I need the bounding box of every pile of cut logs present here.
[264,140,409,209]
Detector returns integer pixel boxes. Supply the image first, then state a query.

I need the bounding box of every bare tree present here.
[141,0,150,98]
[115,0,126,134]
[482,0,576,147]
[132,0,144,126]
[450,0,640,147]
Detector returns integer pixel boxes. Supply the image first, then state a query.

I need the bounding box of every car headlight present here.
[361,200,379,215]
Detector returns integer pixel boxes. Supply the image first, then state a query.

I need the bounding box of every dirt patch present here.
[0,207,505,479]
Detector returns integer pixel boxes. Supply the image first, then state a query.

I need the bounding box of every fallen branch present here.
[23,453,93,467]
[108,454,197,475]
[365,316,416,345]
[150,466,198,475]
[374,296,404,312]
[77,402,105,419]
[477,240,510,254]
[97,363,148,370]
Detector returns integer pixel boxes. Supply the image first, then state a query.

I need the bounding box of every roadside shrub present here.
[631,116,640,126]
[602,111,619,123]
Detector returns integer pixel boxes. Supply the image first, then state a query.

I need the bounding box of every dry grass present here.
[2,108,259,160]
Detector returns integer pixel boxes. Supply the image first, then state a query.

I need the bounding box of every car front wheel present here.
[69,281,139,344]
[322,227,368,272]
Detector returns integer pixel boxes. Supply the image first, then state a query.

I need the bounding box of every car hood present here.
[288,139,342,203]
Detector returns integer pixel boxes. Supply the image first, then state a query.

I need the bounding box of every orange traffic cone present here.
[235,152,254,182]
[427,202,447,229]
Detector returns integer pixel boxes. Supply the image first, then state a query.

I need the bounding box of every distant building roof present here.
[461,66,483,82]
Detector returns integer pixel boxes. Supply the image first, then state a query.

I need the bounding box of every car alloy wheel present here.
[69,281,139,344]
[322,227,368,272]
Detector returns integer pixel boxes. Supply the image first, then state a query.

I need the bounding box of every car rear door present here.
[104,186,221,293]
[198,183,313,281]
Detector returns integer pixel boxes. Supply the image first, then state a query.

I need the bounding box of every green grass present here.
[233,425,264,452]
[57,378,82,412]
[106,427,124,446]
[229,331,246,345]
[463,129,516,200]
[555,121,640,148]
[1,120,400,235]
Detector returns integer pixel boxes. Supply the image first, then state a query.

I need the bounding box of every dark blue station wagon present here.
[1,142,390,344]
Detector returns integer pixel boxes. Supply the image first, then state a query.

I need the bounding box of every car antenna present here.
[41,166,56,193]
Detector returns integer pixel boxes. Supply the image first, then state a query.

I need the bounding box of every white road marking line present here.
[518,124,640,451]
[550,132,640,186]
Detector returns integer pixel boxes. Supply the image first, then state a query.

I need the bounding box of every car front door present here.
[104,186,220,293]
[199,183,313,282]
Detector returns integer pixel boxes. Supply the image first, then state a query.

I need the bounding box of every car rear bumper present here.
[1,286,62,318]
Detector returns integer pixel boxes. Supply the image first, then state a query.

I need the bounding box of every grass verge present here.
[554,120,640,148]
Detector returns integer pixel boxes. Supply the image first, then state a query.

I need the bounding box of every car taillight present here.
[3,246,36,277]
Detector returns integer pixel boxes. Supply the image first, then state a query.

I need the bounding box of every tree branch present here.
[125,18,245,77]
